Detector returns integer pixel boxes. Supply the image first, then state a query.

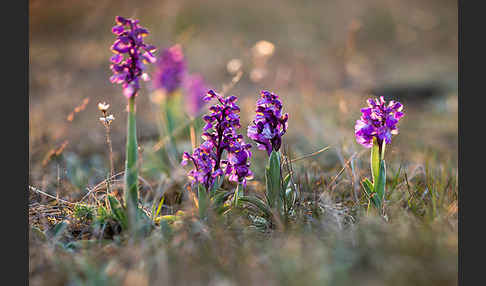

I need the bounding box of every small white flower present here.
[100,114,115,124]
[98,102,110,112]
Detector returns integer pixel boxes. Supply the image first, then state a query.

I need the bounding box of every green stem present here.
[380,140,386,161]
[371,137,380,184]
[370,138,387,213]
[125,96,139,225]
[266,150,282,209]
[233,183,244,207]
[163,94,178,161]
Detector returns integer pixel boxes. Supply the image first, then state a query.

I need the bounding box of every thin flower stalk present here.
[98,102,115,177]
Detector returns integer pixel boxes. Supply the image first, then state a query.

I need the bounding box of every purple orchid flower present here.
[247,90,289,156]
[181,141,221,191]
[225,135,253,186]
[152,44,186,94]
[355,96,405,148]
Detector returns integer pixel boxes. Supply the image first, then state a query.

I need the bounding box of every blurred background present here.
[29,0,457,192]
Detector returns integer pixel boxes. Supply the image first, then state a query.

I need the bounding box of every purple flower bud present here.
[152,44,187,94]
[248,90,289,156]
[354,96,405,148]
[110,16,156,99]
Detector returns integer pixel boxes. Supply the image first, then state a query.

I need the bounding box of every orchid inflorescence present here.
[110,16,157,98]
[152,44,187,94]
[182,90,253,191]
[355,96,404,148]
[152,44,208,117]
[247,90,289,156]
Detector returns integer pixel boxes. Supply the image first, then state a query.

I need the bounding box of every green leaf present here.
[163,92,182,160]
[209,176,223,197]
[283,172,297,211]
[95,205,109,224]
[265,150,281,208]
[217,204,231,215]
[374,160,387,210]
[154,195,165,219]
[108,195,128,230]
[73,203,94,221]
[156,215,178,223]
[283,173,291,191]
[46,222,67,240]
[362,177,380,209]
[389,164,402,194]
[160,219,173,242]
[233,184,244,207]
[239,196,273,219]
[362,177,374,194]
[198,184,209,219]
[212,189,229,205]
[265,168,272,206]
[371,137,380,184]
[212,190,232,214]
[285,188,296,211]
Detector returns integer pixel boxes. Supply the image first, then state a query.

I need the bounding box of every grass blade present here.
[108,195,128,230]
[239,196,273,219]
